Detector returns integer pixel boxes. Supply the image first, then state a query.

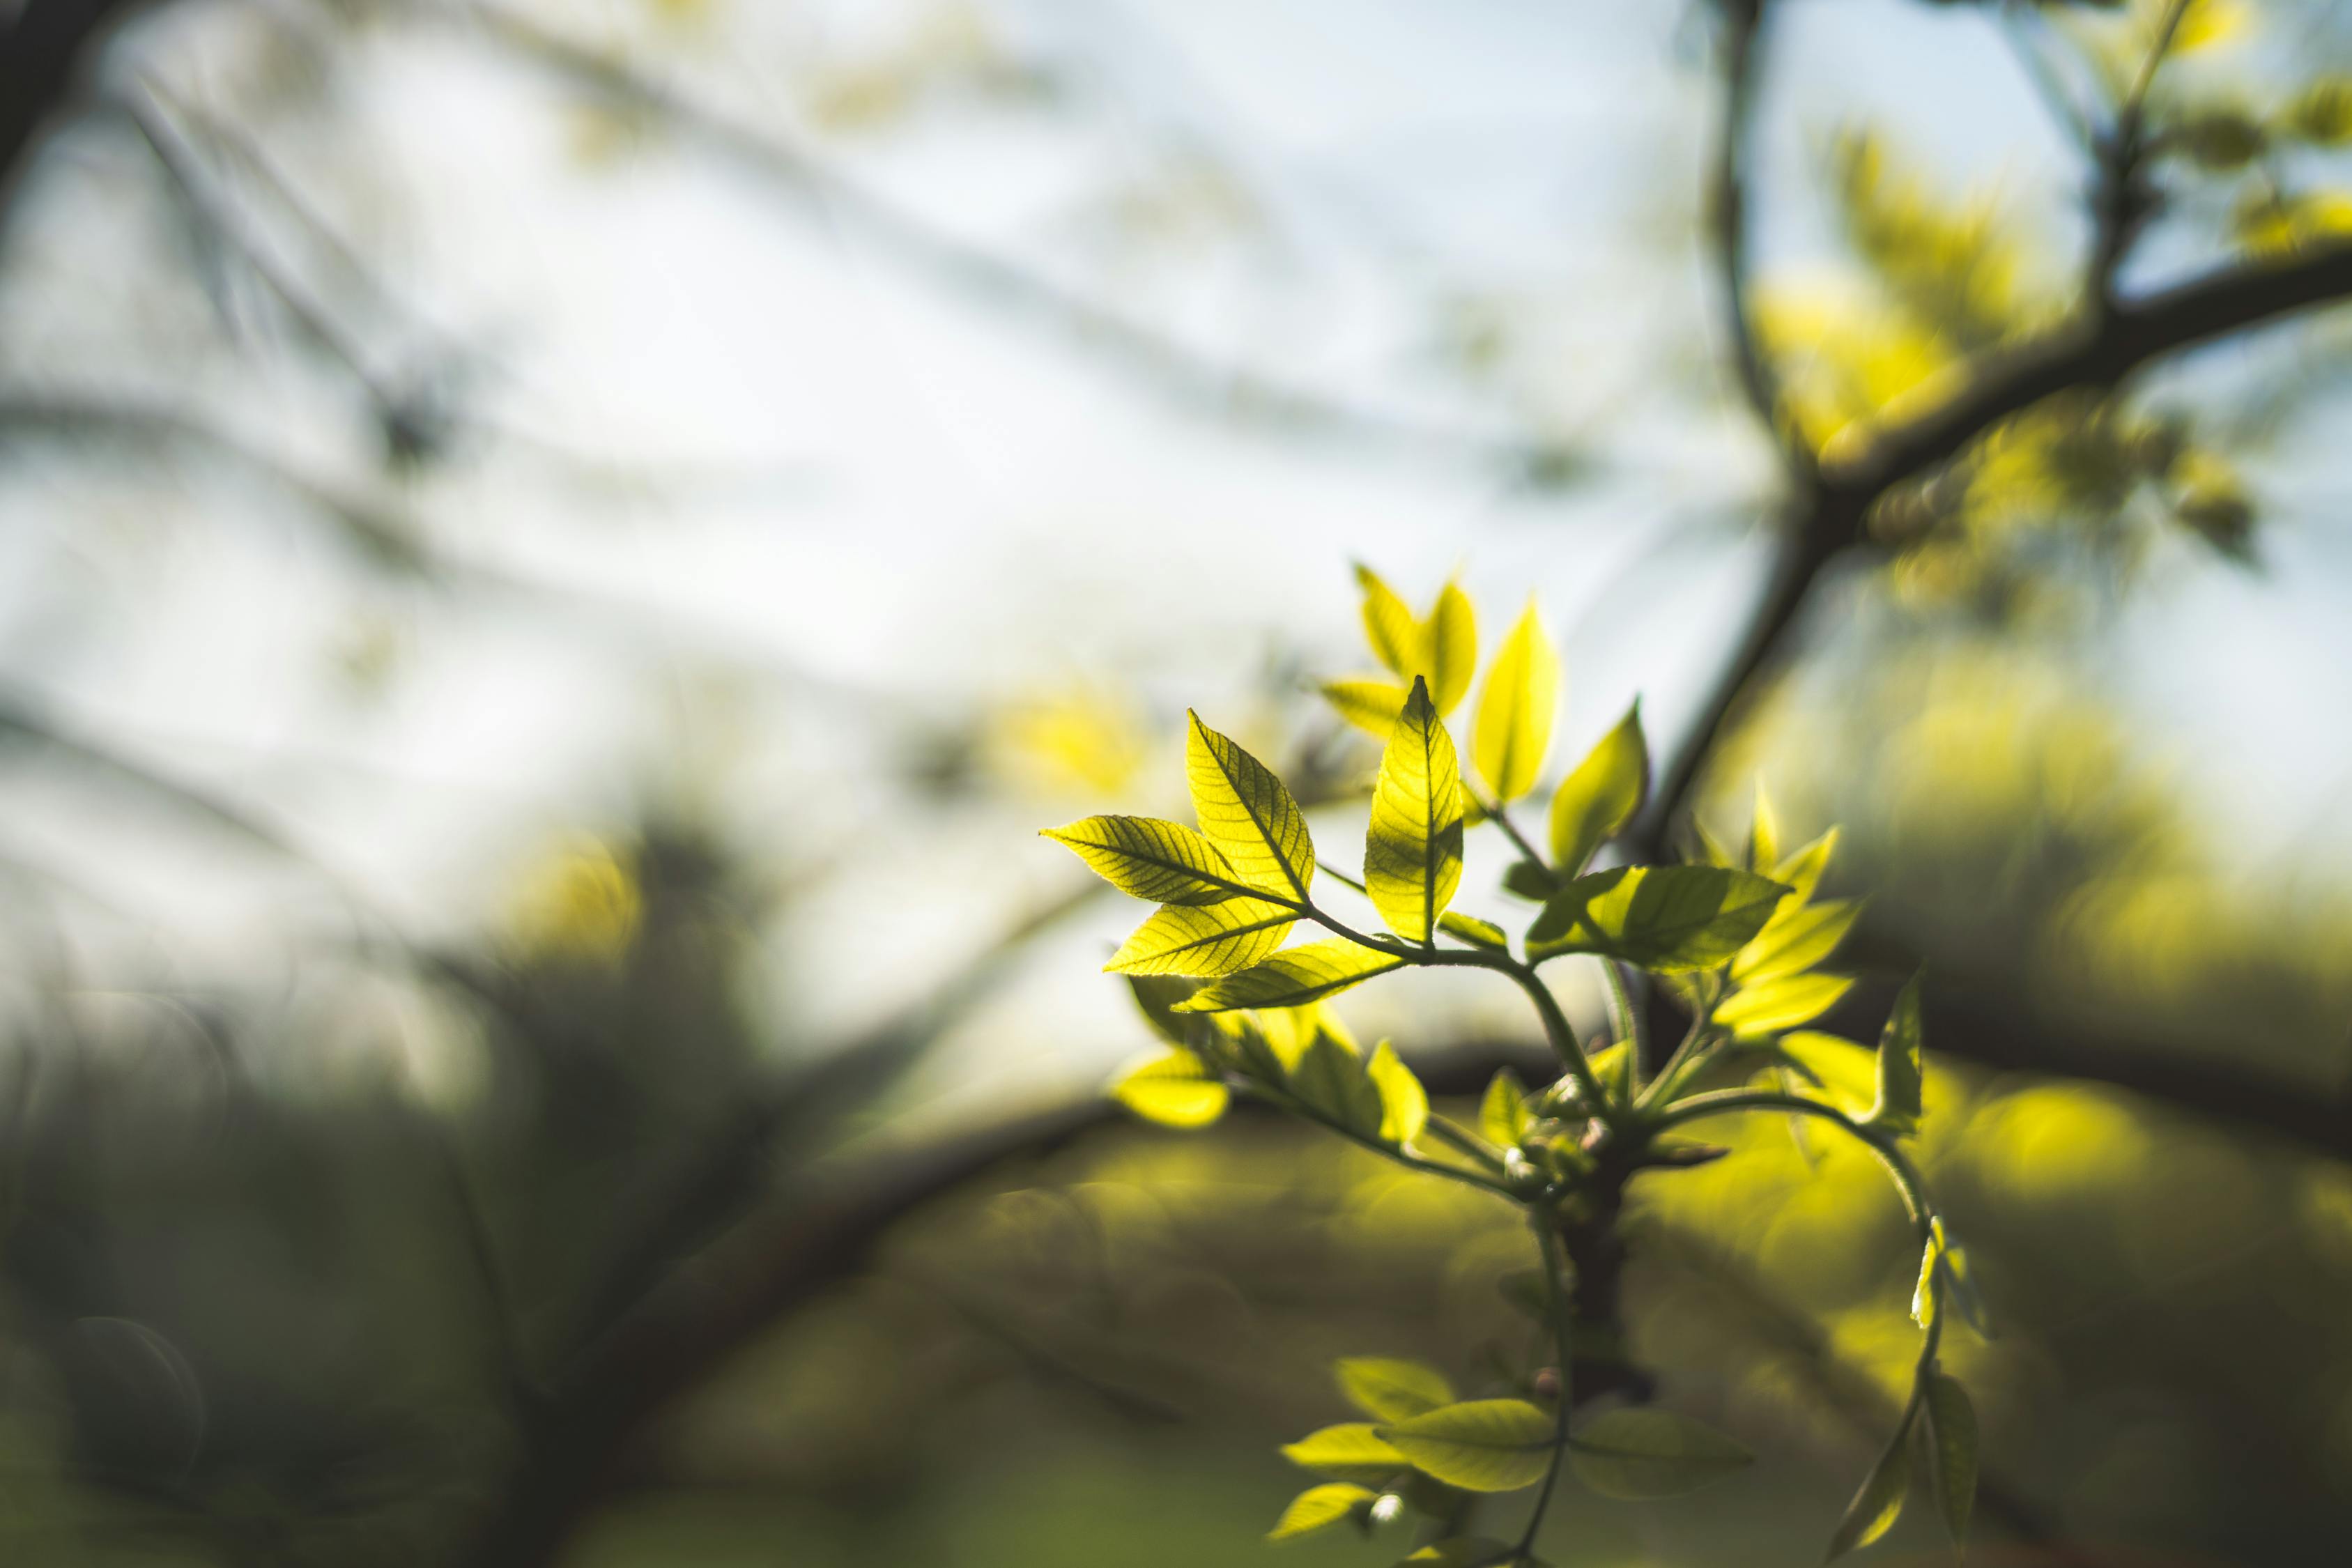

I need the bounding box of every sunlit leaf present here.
[1473,601,1560,801]
[1282,1422,1412,1484]
[1749,783,1783,873]
[1502,861,1557,902]
[1323,677,1413,739]
[1566,1408,1753,1499]
[1292,1032,1386,1137]
[1440,912,1509,950]
[1771,827,1839,903]
[1825,1414,1914,1562]
[1357,564,1423,679]
[1480,1067,1531,1148]
[1863,973,1926,1139]
[1041,815,1250,905]
[1913,1230,1942,1331]
[1712,973,1855,1038]
[1174,939,1405,1013]
[1110,1050,1228,1129]
[1378,1399,1555,1492]
[1268,1482,1374,1542]
[1259,1003,1357,1068]
[1943,1229,1994,1338]
[1526,866,1788,972]
[1424,580,1478,715]
[1732,898,1863,984]
[1368,1043,1430,1144]
[1186,712,1315,900]
[1923,1372,1978,1550]
[1547,704,1647,875]
[1107,898,1296,976]
[1367,678,1466,944]
[1124,975,1197,1045]
[1336,1358,1456,1423]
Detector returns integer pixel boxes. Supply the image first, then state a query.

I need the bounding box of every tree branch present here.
[0,0,144,219]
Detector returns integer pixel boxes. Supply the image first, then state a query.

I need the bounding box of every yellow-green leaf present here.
[1356,563,1422,679]
[1439,912,1508,950]
[1824,1414,1914,1561]
[1566,1408,1753,1499]
[1259,1003,1355,1069]
[1268,1482,1374,1542]
[1526,865,1788,972]
[1733,898,1863,984]
[1367,1043,1429,1144]
[1547,704,1647,874]
[1923,1372,1978,1550]
[1378,1399,1555,1493]
[1397,1539,1520,1567]
[1109,1051,1228,1129]
[1863,973,1926,1139]
[1322,677,1412,738]
[1335,1358,1456,1423]
[1174,939,1405,1013]
[1471,600,1561,803]
[1041,815,1250,905]
[1107,898,1295,977]
[1282,1422,1412,1484]
[1366,677,1465,944]
[1912,1231,1942,1331]
[1480,1067,1531,1148]
[1424,579,1477,715]
[1712,973,1854,1038]
[1185,712,1315,900]
[1772,827,1839,903]
[1291,1032,1385,1137]
[1124,975,1196,1045]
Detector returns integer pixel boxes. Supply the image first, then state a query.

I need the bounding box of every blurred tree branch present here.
[0,0,143,215]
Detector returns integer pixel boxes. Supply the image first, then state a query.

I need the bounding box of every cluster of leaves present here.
[1043,569,1990,1564]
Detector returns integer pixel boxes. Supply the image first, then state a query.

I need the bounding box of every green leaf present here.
[1942,1231,1994,1339]
[1174,939,1406,1013]
[1367,1043,1430,1145]
[1565,1408,1754,1500]
[1526,866,1788,973]
[1749,783,1783,874]
[1323,677,1413,739]
[1824,1413,1914,1562]
[1471,600,1560,802]
[1479,1067,1531,1148]
[1439,912,1508,950]
[1712,974,1855,1038]
[1367,677,1466,944]
[1546,704,1646,875]
[1041,815,1251,905]
[1863,973,1926,1139]
[1292,1032,1386,1138]
[1771,827,1840,904]
[1124,975,1197,1045]
[1398,1541,1526,1568]
[1109,1051,1228,1129]
[1501,860,1557,902]
[1357,564,1423,679]
[1186,712,1315,900]
[1268,1482,1375,1542]
[1378,1399,1556,1493]
[1912,1231,1942,1331]
[1335,1358,1456,1423]
[1732,898,1864,984]
[1282,1422,1413,1483]
[1922,1372,1978,1551]
[1424,579,1478,715]
[1107,897,1296,976]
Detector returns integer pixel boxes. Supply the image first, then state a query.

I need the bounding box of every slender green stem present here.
[1242,1082,1519,1199]
[1473,785,1551,877]
[1315,859,1369,896]
[1515,1218,1573,1560]
[1422,1114,1507,1172]
[1634,1010,1719,1113]
[1654,1090,1932,1236]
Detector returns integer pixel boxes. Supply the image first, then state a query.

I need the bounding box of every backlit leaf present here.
[1110,1051,1228,1129]
[1292,1032,1386,1137]
[1501,860,1557,902]
[1107,898,1296,976]
[1913,1231,1942,1331]
[1749,783,1783,873]
[1357,564,1423,678]
[1268,1482,1374,1542]
[1174,939,1406,1013]
[1323,677,1412,738]
[1526,866,1788,972]
[1186,712,1315,900]
[1923,1372,1978,1550]
[1712,973,1855,1038]
[1378,1399,1555,1493]
[1566,1408,1753,1499]
[1480,1067,1531,1148]
[1863,973,1926,1139]
[1473,601,1560,802]
[1259,1003,1356,1068]
[1124,975,1197,1045]
[1282,1422,1412,1484]
[1440,912,1508,949]
[1367,1043,1429,1144]
[1732,898,1863,983]
[1772,827,1840,903]
[1041,815,1250,905]
[1336,1358,1456,1423]
[1425,580,1478,714]
[1548,705,1647,875]
[1825,1415,1914,1562]
[1367,677,1466,943]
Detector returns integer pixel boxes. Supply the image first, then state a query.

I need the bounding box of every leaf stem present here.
[1514,1218,1574,1560]
[1473,785,1551,878]
[1422,1114,1509,1172]
[1654,1089,1932,1236]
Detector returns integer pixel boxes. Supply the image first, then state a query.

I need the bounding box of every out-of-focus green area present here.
[7,0,2352,1565]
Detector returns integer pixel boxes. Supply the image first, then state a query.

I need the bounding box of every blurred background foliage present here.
[6,0,2352,1564]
